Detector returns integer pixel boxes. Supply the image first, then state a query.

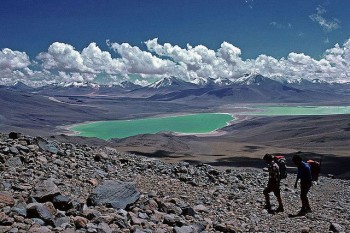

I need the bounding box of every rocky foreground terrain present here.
[0,132,350,233]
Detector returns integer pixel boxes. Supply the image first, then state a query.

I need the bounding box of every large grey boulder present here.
[27,203,54,225]
[32,180,60,202]
[329,222,344,233]
[87,180,140,209]
[8,132,21,140]
[5,157,22,167]
[35,137,59,154]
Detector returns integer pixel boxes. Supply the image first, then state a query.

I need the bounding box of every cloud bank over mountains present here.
[0,38,349,87]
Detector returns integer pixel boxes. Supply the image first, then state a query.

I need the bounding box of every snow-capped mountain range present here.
[1,73,349,103]
[5,72,350,90]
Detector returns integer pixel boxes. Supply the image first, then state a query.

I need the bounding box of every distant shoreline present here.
[173,114,252,137]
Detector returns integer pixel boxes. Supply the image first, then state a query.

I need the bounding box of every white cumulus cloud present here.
[81,42,126,74]
[58,71,96,83]
[145,38,247,81]
[1,38,350,86]
[251,39,350,82]
[37,42,126,75]
[37,42,93,73]
[109,41,177,75]
[0,48,30,70]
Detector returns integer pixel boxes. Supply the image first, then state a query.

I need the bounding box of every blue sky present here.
[0,0,349,86]
[1,0,349,59]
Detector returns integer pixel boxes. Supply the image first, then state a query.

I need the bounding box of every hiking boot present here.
[297,210,305,216]
[276,206,284,213]
[297,208,309,216]
[304,207,312,213]
[263,204,271,210]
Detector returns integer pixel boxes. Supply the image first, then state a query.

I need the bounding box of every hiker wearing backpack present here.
[263,154,284,213]
[292,154,312,215]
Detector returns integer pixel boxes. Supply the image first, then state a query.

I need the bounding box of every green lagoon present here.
[249,105,350,116]
[71,106,350,140]
[72,113,234,140]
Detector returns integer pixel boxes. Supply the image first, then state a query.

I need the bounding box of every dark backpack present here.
[274,155,287,179]
[307,160,321,181]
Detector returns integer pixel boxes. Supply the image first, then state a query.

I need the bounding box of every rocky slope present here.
[0,132,349,233]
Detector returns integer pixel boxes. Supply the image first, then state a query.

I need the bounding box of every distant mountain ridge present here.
[1,73,350,103]
[4,73,349,90]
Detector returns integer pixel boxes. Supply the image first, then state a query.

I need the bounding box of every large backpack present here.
[274,155,287,179]
[307,160,321,181]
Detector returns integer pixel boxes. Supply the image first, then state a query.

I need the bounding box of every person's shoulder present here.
[302,161,309,166]
[301,161,311,169]
[272,162,279,169]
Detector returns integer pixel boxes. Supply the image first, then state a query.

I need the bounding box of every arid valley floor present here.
[1,86,349,178]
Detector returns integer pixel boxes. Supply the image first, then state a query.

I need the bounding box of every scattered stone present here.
[87,180,140,209]
[32,218,45,226]
[182,207,195,217]
[300,227,311,233]
[174,226,194,233]
[36,137,59,154]
[0,192,15,206]
[9,147,19,155]
[88,179,98,186]
[32,180,60,202]
[0,212,14,226]
[330,222,344,232]
[52,195,72,211]
[8,132,21,140]
[12,203,27,217]
[193,204,208,213]
[95,222,112,233]
[0,133,348,232]
[73,216,88,229]
[54,216,71,228]
[6,157,23,167]
[28,226,52,233]
[26,203,54,225]
[16,145,29,153]
[0,226,12,233]
[162,215,174,226]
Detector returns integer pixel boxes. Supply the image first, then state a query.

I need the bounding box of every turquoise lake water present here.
[71,106,350,139]
[248,105,350,116]
[72,113,234,140]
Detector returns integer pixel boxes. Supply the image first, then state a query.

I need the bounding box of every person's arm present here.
[307,165,313,186]
[294,177,299,189]
[294,167,300,188]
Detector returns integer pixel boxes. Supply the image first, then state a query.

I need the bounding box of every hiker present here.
[292,154,312,215]
[263,154,284,212]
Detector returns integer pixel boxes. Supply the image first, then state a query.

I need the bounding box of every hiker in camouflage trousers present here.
[263,154,284,212]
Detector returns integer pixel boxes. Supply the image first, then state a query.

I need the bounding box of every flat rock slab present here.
[5,157,22,167]
[87,180,140,209]
[32,180,60,202]
[26,203,54,225]
[0,191,15,206]
[36,137,59,154]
